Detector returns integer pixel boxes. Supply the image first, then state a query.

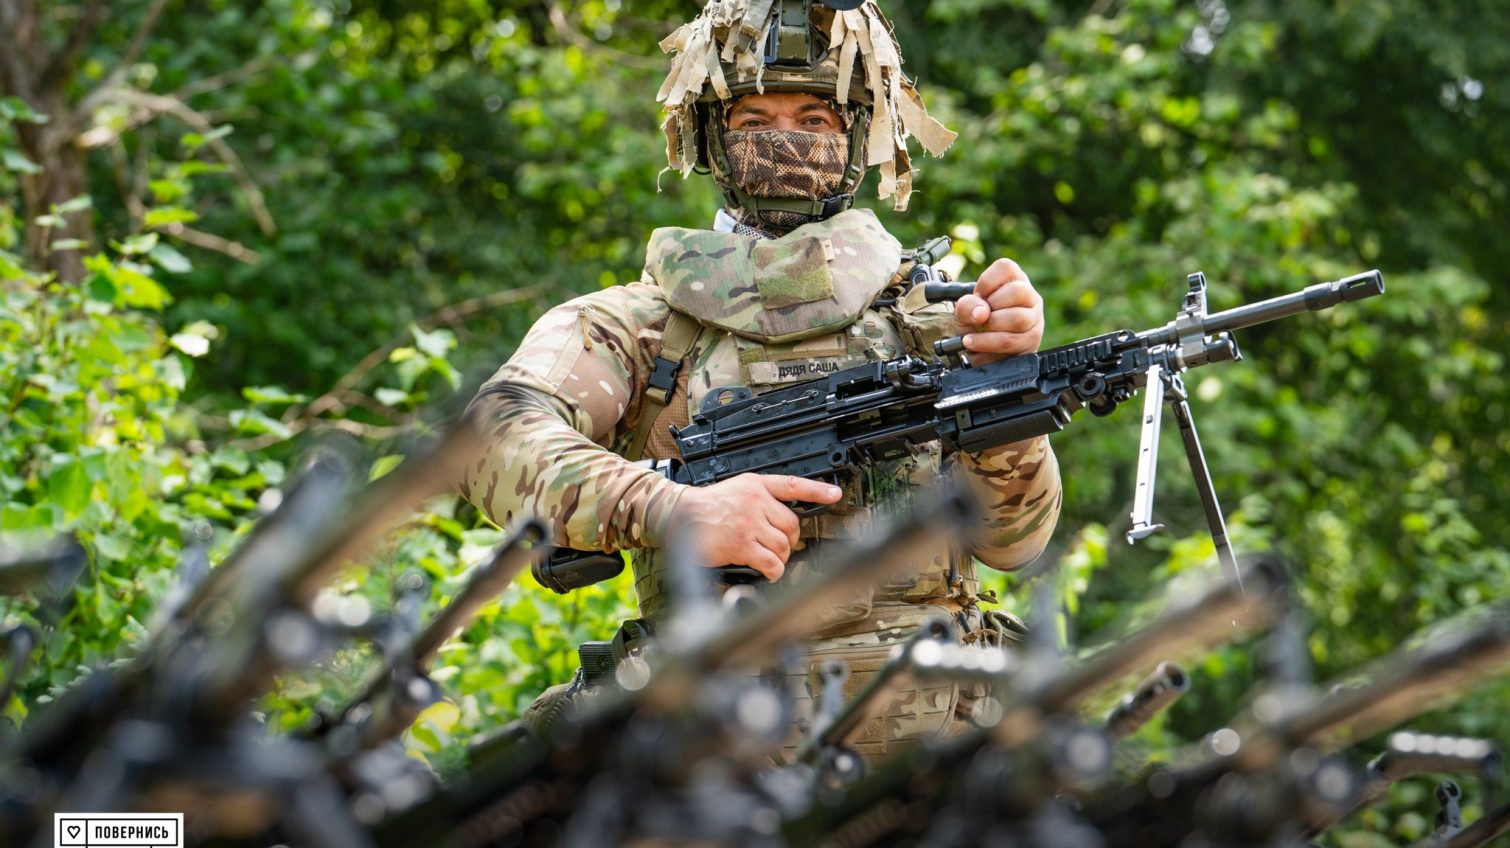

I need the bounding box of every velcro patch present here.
[747,354,867,385]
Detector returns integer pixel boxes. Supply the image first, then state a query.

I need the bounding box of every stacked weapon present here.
[2,266,1507,847]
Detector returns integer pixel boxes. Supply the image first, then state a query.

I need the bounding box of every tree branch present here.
[82,88,277,235]
[39,0,107,92]
[72,0,168,114]
[287,286,545,425]
[157,221,262,264]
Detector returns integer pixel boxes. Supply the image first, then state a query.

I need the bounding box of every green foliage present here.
[0,238,282,724]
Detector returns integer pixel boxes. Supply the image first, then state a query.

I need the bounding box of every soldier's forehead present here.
[728,93,834,114]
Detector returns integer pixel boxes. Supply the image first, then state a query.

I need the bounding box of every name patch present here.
[747,355,866,385]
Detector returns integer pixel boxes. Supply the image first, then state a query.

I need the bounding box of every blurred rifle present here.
[783,556,1289,846]
[306,517,548,753]
[0,426,484,848]
[1086,602,1510,846]
[542,266,1385,591]
[369,490,975,848]
[1305,731,1501,839]
[0,537,86,601]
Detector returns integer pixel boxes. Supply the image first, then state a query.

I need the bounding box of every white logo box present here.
[54,813,183,848]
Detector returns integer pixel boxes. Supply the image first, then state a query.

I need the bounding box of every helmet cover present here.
[657,0,956,210]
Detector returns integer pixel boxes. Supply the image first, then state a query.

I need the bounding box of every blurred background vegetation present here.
[0,1,1505,843]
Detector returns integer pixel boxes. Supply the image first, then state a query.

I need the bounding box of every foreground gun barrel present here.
[1091,604,1510,846]
[1104,661,1190,742]
[795,617,955,763]
[652,488,975,698]
[1307,732,1502,838]
[196,425,485,721]
[0,539,86,599]
[315,519,549,745]
[1023,558,1282,728]
[1274,610,1510,755]
[786,558,1285,846]
[1437,799,1510,848]
[409,519,549,669]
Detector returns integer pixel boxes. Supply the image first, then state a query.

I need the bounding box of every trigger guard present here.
[789,501,833,518]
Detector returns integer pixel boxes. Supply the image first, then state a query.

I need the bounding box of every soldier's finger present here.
[954,293,990,326]
[749,538,787,581]
[980,306,1040,334]
[759,474,842,505]
[974,258,1028,300]
[985,278,1040,311]
[963,330,1040,356]
[766,502,801,548]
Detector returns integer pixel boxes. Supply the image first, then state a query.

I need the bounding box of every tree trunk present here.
[15,93,92,283]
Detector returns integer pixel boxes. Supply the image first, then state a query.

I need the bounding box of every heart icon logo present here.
[67,825,81,838]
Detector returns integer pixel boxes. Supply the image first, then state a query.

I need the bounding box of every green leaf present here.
[368,454,404,481]
[115,233,159,256]
[48,460,92,520]
[242,385,308,405]
[148,242,192,273]
[228,409,292,439]
[2,149,42,175]
[143,207,200,228]
[411,324,456,359]
[169,332,210,357]
[56,196,93,215]
[49,239,88,251]
[181,125,232,150]
[374,387,409,407]
[0,96,47,123]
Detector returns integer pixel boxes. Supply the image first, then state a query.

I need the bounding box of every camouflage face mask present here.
[723,129,850,234]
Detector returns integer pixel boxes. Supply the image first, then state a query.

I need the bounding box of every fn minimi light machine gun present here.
[538,266,1385,591]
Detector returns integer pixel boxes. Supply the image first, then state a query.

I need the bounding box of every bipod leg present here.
[1126,362,1167,544]
[1165,375,1241,590]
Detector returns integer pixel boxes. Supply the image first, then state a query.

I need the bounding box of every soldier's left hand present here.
[953,258,1044,365]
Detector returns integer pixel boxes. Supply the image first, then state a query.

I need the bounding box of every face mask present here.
[722,129,850,233]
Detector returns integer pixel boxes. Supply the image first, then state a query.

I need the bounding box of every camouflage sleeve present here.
[888,291,1063,570]
[956,436,1062,571]
[460,283,686,552]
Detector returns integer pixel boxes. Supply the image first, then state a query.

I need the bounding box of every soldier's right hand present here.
[671,474,843,581]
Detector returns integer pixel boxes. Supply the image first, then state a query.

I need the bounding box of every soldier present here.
[461,0,1061,758]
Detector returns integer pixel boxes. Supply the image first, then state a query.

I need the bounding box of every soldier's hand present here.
[672,474,843,581]
[953,258,1044,365]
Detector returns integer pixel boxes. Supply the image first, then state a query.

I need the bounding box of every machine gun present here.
[782,555,1289,847]
[369,491,976,848]
[539,267,1385,591]
[1084,602,1510,847]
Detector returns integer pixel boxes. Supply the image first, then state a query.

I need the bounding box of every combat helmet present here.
[658,0,956,221]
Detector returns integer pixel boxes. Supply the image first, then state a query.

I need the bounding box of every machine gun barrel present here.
[1137,270,1384,346]
[786,558,1285,846]
[660,488,974,690]
[794,617,955,763]
[0,538,86,599]
[1089,604,1510,845]
[1273,609,1510,756]
[1306,732,1502,838]
[1437,799,1510,848]
[409,519,548,670]
[314,519,548,746]
[1103,661,1190,742]
[192,424,484,722]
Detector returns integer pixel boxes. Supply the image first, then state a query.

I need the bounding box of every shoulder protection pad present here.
[645,208,901,345]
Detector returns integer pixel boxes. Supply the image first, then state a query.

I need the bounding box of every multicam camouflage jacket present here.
[463,209,1061,627]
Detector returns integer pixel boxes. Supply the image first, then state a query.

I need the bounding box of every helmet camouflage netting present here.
[657,0,956,211]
